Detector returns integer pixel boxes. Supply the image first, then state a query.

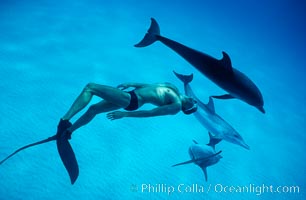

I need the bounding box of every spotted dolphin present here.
[135,18,265,113]
[172,138,222,181]
[174,71,250,150]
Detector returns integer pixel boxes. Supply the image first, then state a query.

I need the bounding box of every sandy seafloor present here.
[0,0,305,199]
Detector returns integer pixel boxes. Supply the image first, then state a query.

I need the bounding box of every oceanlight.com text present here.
[214,183,300,196]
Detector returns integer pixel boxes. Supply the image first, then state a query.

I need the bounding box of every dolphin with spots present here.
[174,71,250,150]
[172,137,222,181]
[135,18,265,113]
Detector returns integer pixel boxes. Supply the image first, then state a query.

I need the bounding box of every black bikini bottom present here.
[124,90,139,111]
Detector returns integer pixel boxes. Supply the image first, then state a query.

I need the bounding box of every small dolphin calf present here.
[174,71,250,149]
[172,137,222,181]
[135,18,265,113]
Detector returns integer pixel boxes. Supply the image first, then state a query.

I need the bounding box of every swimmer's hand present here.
[107,111,127,120]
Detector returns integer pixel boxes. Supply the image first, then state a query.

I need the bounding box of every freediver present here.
[57,82,198,138]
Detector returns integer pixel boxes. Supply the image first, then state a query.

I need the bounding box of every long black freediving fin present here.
[0,135,57,165]
[56,119,79,184]
[57,136,79,184]
[1,119,79,184]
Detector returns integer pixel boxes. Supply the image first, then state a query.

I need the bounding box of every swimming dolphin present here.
[174,71,250,150]
[172,139,222,181]
[135,18,265,113]
[0,120,79,184]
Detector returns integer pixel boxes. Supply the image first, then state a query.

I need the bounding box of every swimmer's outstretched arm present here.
[107,103,181,120]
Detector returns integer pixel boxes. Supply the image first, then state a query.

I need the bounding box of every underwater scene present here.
[0,0,305,199]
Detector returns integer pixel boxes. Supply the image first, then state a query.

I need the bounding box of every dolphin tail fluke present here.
[0,135,56,165]
[201,167,208,181]
[173,71,193,85]
[135,18,160,47]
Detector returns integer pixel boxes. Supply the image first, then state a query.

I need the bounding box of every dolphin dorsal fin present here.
[220,51,233,73]
[207,97,215,113]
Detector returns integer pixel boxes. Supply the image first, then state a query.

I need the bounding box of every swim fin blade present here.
[56,136,79,184]
[1,119,79,184]
[0,136,56,165]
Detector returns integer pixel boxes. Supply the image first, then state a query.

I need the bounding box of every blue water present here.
[0,0,305,199]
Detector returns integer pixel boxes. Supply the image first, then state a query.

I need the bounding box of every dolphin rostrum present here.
[174,71,250,150]
[172,139,222,181]
[135,18,265,113]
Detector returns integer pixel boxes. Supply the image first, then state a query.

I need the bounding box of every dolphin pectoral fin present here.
[173,151,222,168]
[172,159,195,167]
[211,94,234,100]
[0,135,57,165]
[56,136,79,184]
[220,51,233,73]
[135,18,160,47]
